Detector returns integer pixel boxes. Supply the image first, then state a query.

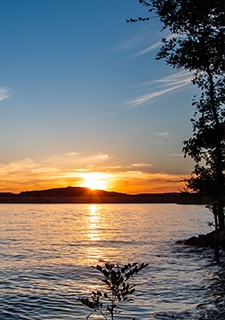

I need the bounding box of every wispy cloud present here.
[115,34,146,52]
[169,153,184,157]
[131,40,162,58]
[131,162,152,168]
[111,170,188,194]
[0,87,12,101]
[94,71,192,120]
[154,70,192,85]
[131,33,174,58]
[154,132,169,137]
[126,70,192,108]
[41,152,111,170]
[0,152,112,192]
[115,28,171,59]
[65,152,81,156]
[153,131,170,144]
[0,153,189,194]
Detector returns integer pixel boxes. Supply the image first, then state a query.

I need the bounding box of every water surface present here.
[0,203,223,319]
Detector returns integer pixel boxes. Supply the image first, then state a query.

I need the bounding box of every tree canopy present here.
[129,0,225,235]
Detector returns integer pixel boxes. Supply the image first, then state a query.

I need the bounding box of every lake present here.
[0,203,224,319]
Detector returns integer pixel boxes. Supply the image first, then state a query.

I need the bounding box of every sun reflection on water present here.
[84,204,107,264]
[87,204,100,241]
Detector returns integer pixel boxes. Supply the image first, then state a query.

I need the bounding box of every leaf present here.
[129,288,135,294]
[95,265,102,271]
[79,298,96,310]
[102,269,109,277]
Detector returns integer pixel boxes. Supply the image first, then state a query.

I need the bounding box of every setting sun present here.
[80,172,110,190]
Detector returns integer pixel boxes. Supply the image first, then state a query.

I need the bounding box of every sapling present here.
[79,262,148,319]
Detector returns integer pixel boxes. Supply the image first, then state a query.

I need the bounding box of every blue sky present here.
[0,0,196,193]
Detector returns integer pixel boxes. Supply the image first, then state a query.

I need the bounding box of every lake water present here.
[0,203,224,319]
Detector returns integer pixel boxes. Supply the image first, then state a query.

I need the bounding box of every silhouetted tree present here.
[128,1,225,258]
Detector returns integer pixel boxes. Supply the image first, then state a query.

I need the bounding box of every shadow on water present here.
[153,246,225,320]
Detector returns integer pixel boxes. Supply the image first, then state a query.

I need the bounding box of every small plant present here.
[79,261,148,319]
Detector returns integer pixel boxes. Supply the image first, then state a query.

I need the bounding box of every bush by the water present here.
[79,261,148,319]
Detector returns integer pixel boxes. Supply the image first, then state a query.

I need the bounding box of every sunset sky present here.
[0,0,197,194]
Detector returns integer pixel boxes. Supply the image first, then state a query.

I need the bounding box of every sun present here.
[80,172,109,190]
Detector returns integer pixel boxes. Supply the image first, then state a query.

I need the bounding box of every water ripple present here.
[0,203,224,319]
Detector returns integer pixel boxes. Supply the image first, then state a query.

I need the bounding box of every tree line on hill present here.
[0,186,203,204]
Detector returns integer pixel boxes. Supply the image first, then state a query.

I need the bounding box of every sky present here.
[0,0,197,194]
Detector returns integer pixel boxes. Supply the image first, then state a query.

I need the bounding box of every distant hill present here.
[0,186,203,204]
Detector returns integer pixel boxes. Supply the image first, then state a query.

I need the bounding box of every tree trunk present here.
[218,205,225,231]
[207,69,225,231]
[214,212,220,263]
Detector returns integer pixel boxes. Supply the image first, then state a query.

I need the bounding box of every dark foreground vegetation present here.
[79,262,148,320]
[0,186,203,204]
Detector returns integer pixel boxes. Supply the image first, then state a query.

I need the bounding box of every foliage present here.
[79,262,148,319]
[183,68,225,232]
[128,1,225,238]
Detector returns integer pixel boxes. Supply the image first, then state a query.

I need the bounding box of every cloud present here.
[154,70,192,85]
[111,170,188,194]
[94,71,191,119]
[126,70,192,108]
[41,152,111,168]
[131,40,162,58]
[65,152,81,156]
[154,131,169,137]
[115,34,146,52]
[131,162,152,168]
[115,28,171,59]
[0,87,12,101]
[0,152,190,194]
[169,153,184,157]
[131,33,176,58]
[0,152,113,192]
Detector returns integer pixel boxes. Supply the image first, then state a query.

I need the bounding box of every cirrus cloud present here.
[126,70,192,108]
[0,87,12,101]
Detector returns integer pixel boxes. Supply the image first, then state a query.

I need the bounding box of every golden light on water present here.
[84,204,122,264]
[87,204,100,241]
[85,204,107,263]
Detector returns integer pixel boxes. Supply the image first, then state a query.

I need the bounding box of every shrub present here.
[79,261,148,319]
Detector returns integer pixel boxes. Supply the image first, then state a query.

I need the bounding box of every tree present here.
[128,0,225,259]
[128,0,225,252]
[183,67,225,260]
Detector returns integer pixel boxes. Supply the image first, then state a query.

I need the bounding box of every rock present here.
[177,231,225,249]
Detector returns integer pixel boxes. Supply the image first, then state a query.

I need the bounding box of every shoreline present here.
[177,230,225,250]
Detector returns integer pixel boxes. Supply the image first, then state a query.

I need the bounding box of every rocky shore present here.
[176,230,225,250]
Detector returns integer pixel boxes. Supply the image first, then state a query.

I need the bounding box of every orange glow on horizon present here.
[0,172,188,194]
[0,157,189,194]
[0,176,187,194]
[79,172,111,191]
